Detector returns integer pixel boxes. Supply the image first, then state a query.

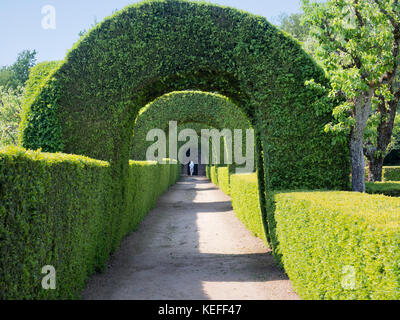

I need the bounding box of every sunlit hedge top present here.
[19,61,62,150]
[19,0,348,190]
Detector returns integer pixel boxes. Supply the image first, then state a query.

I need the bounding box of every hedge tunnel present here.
[19,0,350,222]
[132,90,252,165]
[175,122,236,171]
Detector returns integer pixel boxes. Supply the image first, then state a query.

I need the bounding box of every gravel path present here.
[82,177,299,300]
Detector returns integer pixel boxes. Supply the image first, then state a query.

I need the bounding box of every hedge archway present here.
[175,122,234,170]
[20,0,349,196]
[132,91,252,163]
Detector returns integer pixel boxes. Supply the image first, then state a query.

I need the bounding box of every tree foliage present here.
[0,86,23,147]
[392,114,400,150]
[0,50,37,89]
[302,0,400,190]
[278,13,310,43]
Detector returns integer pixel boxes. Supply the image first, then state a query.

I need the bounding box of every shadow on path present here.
[82,177,299,300]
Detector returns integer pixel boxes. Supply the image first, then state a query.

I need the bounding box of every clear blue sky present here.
[0,0,302,66]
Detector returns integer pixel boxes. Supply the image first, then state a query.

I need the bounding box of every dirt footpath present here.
[82,177,299,300]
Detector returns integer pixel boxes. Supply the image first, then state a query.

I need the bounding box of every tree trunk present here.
[365,98,398,182]
[351,131,366,193]
[351,91,374,193]
[367,157,384,182]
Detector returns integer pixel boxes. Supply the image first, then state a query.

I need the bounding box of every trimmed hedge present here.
[216,167,231,195]
[210,166,218,186]
[170,122,224,168]
[0,147,179,299]
[274,191,400,300]
[366,181,400,197]
[19,61,63,150]
[132,91,251,162]
[213,171,400,299]
[18,3,350,280]
[230,174,267,243]
[384,167,400,181]
[20,0,349,195]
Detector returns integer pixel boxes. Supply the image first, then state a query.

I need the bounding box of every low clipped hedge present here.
[206,166,211,180]
[230,174,267,243]
[209,168,266,242]
[122,159,180,240]
[366,181,400,197]
[210,166,218,186]
[216,167,230,195]
[384,167,400,181]
[0,147,179,299]
[274,191,400,300]
[211,171,400,299]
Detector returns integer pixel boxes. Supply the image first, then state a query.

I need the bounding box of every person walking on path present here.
[189,161,195,176]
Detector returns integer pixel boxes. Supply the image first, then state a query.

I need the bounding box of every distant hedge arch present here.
[132,91,251,161]
[176,122,229,166]
[20,0,349,197]
[175,122,221,168]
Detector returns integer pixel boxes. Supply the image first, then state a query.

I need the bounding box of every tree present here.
[0,86,23,147]
[393,113,400,150]
[278,12,318,56]
[302,0,400,192]
[382,112,400,165]
[364,95,400,181]
[9,50,37,87]
[278,13,310,42]
[0,67,14,88]
[0,50,37,89]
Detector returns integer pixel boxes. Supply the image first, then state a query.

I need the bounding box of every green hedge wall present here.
[0,147,179,299]
[274,191,400,300]
[366,181,400,197]
[124,160,179,237]
[211,171,400,299]
[0,147,111,299]
[19,61,63,150]
[230,174,267,243]
[384,167,400,181]
[210,166,218,186]
[216,167,231,195]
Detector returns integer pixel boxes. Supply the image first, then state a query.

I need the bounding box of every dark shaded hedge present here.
[384,167,400,181]
[19,0,349,193]
[0,147,179,299]
[206,164,211,180]
[366,181,400,197]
